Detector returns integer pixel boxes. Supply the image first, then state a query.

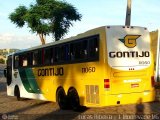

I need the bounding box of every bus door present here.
[6,55,12,86]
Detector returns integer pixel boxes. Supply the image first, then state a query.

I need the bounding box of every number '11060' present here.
[82,67,96,73]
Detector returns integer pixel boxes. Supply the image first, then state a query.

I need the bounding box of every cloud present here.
[0,33,42,49]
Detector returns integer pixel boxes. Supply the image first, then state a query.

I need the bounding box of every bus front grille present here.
[86,85,99,104]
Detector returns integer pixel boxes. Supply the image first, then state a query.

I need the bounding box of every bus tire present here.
[14,86,21,101]
[68,88,80,111]
[56,88,68,110]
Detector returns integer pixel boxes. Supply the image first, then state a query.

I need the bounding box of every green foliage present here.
[9,0,82,41]
[9,6,27,27]
[0,58,5,64]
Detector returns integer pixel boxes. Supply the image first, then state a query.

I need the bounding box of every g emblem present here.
[119,35,141,48]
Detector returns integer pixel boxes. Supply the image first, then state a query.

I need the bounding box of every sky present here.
[0,0,160,49]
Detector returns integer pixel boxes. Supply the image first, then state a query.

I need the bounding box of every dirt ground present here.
[0,65,160,120]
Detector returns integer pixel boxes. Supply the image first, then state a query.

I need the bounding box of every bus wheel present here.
[14,86,21,101]
[56,88,68,110]
[68,88,80,111]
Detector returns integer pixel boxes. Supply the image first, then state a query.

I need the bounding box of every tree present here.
[0,58,5,64]
[9,0,82,44]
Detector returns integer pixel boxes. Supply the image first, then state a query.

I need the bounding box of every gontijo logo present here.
[119,35,141,48]
[109,34,150,58]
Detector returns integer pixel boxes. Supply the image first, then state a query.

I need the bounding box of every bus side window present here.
[19,55,23,67]
[70,40,88,61]
[65,44,70,61]
[33,51,38,65]
[22,54,28,67]
[27,52,33,66]
[70,43,75,60]
[74,42,81,59]
[59,44,70,62]
[59,46,64,62]
[81,40,88,59]
[89,37,99,59]
[33,50,42,66]
[14,55,19,68]
[44,48,53,65]
[53,47,59,63]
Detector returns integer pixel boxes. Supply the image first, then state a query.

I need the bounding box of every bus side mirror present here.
[4,68,7,77]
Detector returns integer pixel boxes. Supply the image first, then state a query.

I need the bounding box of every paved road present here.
[0,65,160,120]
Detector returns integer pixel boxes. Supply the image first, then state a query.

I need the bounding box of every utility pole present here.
[125,0,132,26]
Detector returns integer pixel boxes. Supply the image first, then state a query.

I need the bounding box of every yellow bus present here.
[5,26,155,110]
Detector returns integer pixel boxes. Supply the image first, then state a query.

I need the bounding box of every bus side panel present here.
[31,27,107,105]
[79,27,107,107]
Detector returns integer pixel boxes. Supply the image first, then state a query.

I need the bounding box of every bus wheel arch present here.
[14,85,21,101]
[67,87,80,111]
[56,87,68,110]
